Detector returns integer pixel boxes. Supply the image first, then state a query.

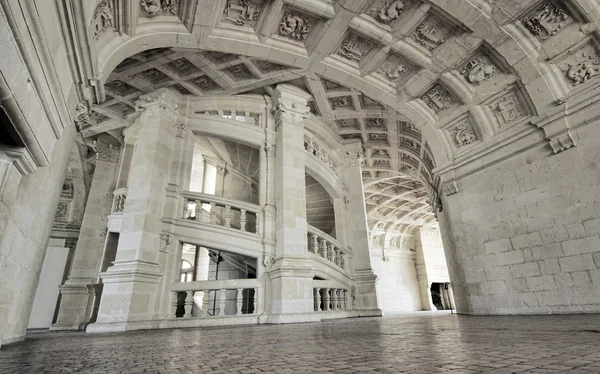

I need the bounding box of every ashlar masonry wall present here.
[440,121,600,314]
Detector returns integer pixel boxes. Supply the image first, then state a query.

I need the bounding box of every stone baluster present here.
[253,288,258,314]
[184,291,194,317]
[318,239,327,258]
[330,289,337,311]
[195,200,202,221]
[323,288,330,311]
[256,212,261,235]
[182,197,188,218]
[343,290,348,310]
[340,254,345,270]
[240,209,247,232]
[236,288,244,315]
[337,290,342,310]
[224,205,231,227]
[210,203,217,224]
[334,248,341,266]
[201,290,210,317]
[327,243,334,262]
[314,288,320,311]
[171,292,179,318]
[219,288,227,316]
[310,234,318,254]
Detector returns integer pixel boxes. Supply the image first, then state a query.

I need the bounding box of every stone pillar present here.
[341,141,381,316]
[52,142,120,330]
[267,84,318,323]
[87,91,180,333]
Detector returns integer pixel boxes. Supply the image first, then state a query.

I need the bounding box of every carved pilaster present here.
[159,232,172,253]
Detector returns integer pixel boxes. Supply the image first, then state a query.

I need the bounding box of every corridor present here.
[2,313,599,373]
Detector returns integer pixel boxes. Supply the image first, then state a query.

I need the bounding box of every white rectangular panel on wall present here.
[27,246,69,329]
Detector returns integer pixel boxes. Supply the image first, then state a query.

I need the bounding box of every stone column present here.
[87,91,180,333]
[52,142,120,330]
[268,84,318,323]
[341,141,381,316]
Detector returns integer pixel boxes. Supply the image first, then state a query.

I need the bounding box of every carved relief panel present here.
[555,42,600,88]
[445,116,479,149]
[278,9,317,42]
[93,0,116,39]
[375,53,415,85]
[522,1,573,41]
[420,84,459,114]
[330,96,354,110]
[459,54,497,85]
[222,0,265,28]
[487,90,529,129]
[367,0,410,24]
[411,14,455,51]
[337,33,377,63]
[140,0,179,17]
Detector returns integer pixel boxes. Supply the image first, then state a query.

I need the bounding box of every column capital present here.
[272,84,312,129]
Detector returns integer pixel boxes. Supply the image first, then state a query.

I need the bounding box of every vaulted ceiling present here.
[79,0,599,239]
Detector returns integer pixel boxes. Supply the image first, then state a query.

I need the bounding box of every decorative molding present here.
[279,12,310,41]
[74,101,92,132]
[135,92,179,113]
[548,132,576,154]
[159,232,172,253]
[442,180,458,196]
[140,0,179,17]
[304,136,337,174]
[92,0,116,38]
[263,254,275,268]
[342,148,365,167]
[173,122,187,138]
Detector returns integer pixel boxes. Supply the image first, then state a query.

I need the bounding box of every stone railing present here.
[182,191,261,235]
[312,286,351,312]
[304,135,337,175]
[307,225,347,270]
[195,110,260,127]
[112,188,127,213]
[171,279,258,318]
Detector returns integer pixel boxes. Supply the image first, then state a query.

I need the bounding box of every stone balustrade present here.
[307,225,347,270]
[182,191,261,235]
[195,109,261,126]
[312,287,350,312]
[112,188,127,213]
[304,135,337,175]
[171,279,258,318]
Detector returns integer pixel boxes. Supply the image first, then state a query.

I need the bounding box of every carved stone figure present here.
[223,0,261,27]
[523,1,571,40]
[140,0,179,16]
[330,96,352,109]
[279,13,310,41]
[377,62,407,81]
[460,57,496,85]
[450,120,477,147]
[370,0,406,23]
[566,54,600,86]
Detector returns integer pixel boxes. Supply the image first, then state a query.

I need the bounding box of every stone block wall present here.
[370,252,422,312]
[440,121,600,314]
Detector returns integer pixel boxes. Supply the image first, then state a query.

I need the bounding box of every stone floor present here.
[2,313,600,373]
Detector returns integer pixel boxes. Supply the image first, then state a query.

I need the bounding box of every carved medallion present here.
[279,12,311,41]
[369,0,406,23]
[412,15,453,51]
[223,0,263,27]
[337,34,375,62]
[460,56,496,85]
[449,119,477,147]
[421,85,456,114]
[523,1,572,40]
[488,91,527,127]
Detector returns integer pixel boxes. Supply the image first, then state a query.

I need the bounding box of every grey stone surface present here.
[3,314,600,373]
